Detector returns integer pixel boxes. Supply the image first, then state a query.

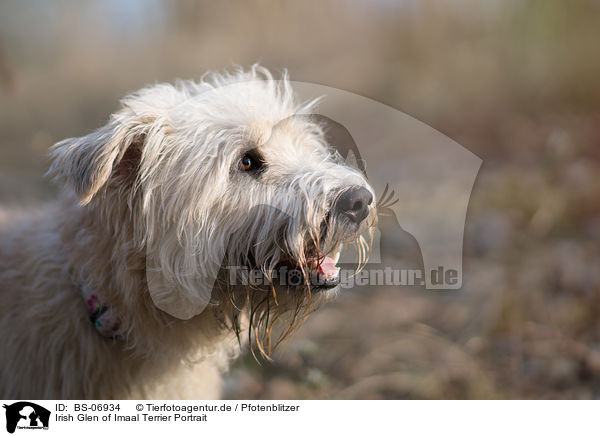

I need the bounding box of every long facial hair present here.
[212,197,377,360]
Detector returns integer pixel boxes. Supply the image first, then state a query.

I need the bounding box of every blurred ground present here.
[1,0,600,399]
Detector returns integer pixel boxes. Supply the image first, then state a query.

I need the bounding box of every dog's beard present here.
[212,206,376,360]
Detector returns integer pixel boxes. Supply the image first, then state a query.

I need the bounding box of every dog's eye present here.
[241,155,254,171]
[240,153,263,172]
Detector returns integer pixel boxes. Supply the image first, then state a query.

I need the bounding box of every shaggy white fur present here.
[0,66,375,399]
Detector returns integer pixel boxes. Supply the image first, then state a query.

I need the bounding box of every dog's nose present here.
[335,186,373,224]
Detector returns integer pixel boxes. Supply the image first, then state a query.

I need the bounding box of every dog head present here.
[49,66,376,351]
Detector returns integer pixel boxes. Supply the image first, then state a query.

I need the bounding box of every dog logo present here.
[2,402,50,434]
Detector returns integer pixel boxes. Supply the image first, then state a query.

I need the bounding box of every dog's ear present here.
[48,113,152,205]
[145,200,240,319]
[146,233,224,320]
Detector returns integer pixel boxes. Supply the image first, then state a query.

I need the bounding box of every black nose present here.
[335,186,373,224]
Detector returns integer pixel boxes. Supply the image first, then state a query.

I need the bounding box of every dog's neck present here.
[59,191,235,361]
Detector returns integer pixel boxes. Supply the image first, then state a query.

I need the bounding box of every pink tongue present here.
[318,255,340,280]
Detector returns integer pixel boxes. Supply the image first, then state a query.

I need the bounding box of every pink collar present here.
[80,283,124,339]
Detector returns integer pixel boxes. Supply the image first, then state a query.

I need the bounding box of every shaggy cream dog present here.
[0,67,375,399]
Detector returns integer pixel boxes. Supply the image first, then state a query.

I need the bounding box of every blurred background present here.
[2,0,600,399]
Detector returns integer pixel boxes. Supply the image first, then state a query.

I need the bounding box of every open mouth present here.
[273,246,343,291]
[241,246,343,291]
[307,250,341,289]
